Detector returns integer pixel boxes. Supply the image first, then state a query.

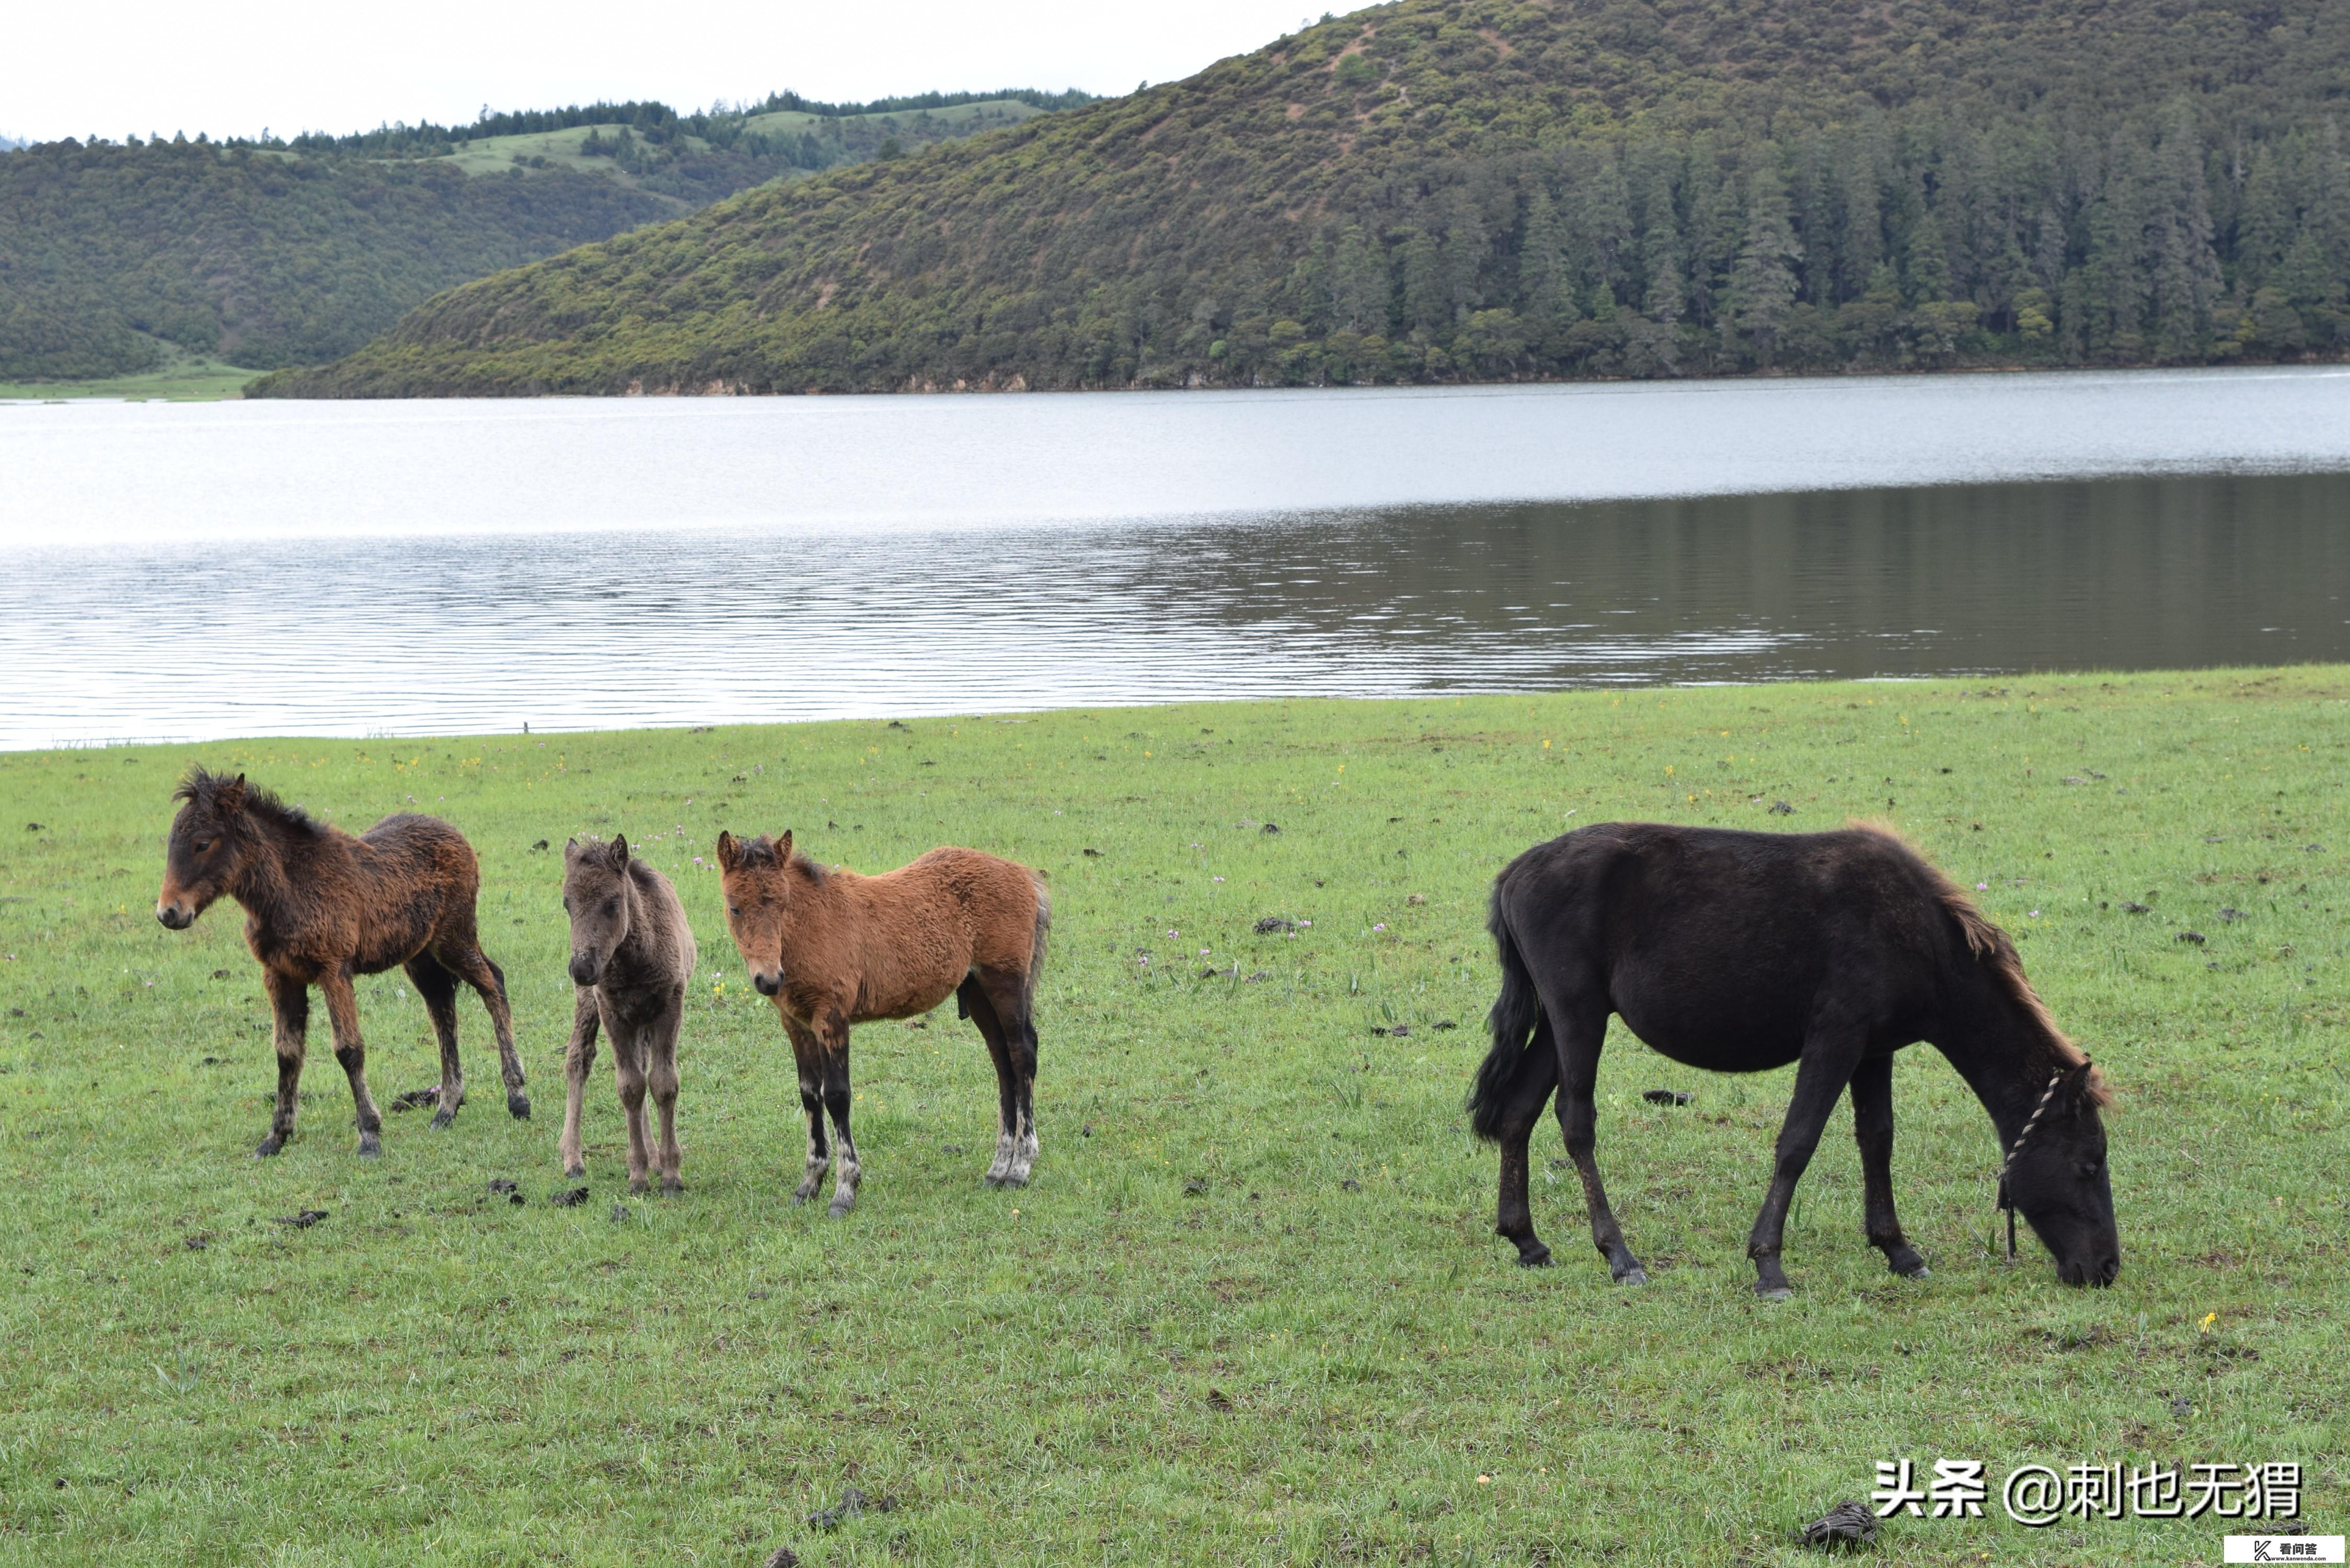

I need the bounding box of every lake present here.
[3,367,2347,747]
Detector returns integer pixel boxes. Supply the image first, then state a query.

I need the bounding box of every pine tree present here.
[1330,223,1391,333]
[1631,140,1685,326]
[1440,188,1489,324]
[2145,105,2224,358]
[1722,155,1802,366]
[1401,228,1444,336]
[1517,187,1569,343]
[1837,134,1884,304]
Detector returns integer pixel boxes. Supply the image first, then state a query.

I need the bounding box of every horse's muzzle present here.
[2059,1252,2121,1288]
[568,954,602,988]
[752,970,782,997]
[155,902,193,930]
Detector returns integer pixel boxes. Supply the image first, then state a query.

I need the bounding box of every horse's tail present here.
[1022,872,1052,1014]
[1468,884,1543,1143]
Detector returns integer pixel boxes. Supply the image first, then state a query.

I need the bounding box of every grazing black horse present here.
[1469,822,2119,1297]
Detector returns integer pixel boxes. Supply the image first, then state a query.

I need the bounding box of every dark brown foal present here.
[157,768,527,1156]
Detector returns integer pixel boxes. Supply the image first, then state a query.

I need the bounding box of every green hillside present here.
[257,0,2350,398]
[0,93,1087,381]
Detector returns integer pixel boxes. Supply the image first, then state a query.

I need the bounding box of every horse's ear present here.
[564,836,580,860]
[716,831,739,872]
[776,829,793,862]
[2068,1055,2110,1110]
[610,833,629,867]
[216,774,247,814]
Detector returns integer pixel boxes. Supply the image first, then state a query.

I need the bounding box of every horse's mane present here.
[174,766,325,839]
[734,833,828,886]
[1852,822,2111,1106]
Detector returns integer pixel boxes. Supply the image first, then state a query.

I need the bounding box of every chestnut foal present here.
[156,768,527,1157]
[559,835,696,1194]
[716,829,1049,1215]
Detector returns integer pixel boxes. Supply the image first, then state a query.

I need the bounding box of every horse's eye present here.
[728,906,740,919]
[193,839,214,853]
[603,898,619,916]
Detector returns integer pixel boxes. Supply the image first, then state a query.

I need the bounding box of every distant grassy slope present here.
[1,672,2344,1563]
[0,355,258,401]
[255,0,2350,398]
[0,94,1086,382]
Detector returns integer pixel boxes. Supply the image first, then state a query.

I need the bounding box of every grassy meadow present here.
[0,356,258,403]
[1,672,2343,1565]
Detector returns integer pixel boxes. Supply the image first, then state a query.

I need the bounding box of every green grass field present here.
[2,672,2342,1564]
[429,125,710,179]
[0,355,259,402]
[736,100,1045,139]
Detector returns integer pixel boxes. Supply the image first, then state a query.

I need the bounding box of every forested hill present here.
[258,0,2350,399]
[0,91,1089,381]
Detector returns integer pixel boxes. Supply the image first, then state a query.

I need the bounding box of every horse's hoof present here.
[661,1177,684,1197]
[255,1136,284,1158]
[628,1177,649,1196]
[1615,1265,1650,1286]
[508,1094,531,1120]
[356,1132,382,1159]
[1514,1242,1553,1269]
[792,1187,817,1205]
[1904,1265,1931,1281]
[981,1172,1007,1189]
[563,1163,585,1180]
[827,1200,854,1219]
[429,1109,457,1131]
[1003,1170,1031,1189]
[1755,1283,1794,1302]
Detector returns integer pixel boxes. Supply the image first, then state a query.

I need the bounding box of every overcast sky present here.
[4,0,1331,144]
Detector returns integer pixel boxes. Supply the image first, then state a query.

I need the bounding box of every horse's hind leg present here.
[996,974,1042,1187]
[1549,996,1646,1284]
[318,966,385,1158]
[257,970,309,1157]
[441,940,528,1120]
[960,976,1020,1186]
[1850,1053,1928,1279]
[405,955,466,1128]
[1491,1015,1562,1267]
[560,988,601,1179]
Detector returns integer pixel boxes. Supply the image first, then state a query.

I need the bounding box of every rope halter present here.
[1995,1059,2087,1260]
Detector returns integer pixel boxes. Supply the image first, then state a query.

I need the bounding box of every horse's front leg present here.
[784,1016,830,1204]
[1552,1003,1644,1284]
[318,966,383,1158]
[1849,1052,1928,1279]
[1746,1030,1867,1300]
[816,1006,860,1218]
[560,988,601,1179]
[612,1024,653,1196]
[647,996,684,1196]
[257,970,309,1157]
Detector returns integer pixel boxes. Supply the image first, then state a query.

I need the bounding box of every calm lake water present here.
[3,368,2346,747]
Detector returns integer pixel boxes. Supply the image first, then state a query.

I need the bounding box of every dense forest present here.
[260,0,2350,399]
[0,91,1089,379]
